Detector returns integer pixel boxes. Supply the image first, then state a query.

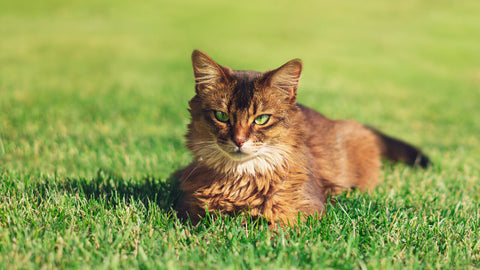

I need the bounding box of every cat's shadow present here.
[34,169,181,211]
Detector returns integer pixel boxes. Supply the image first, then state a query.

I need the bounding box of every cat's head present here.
[186,50,304,176]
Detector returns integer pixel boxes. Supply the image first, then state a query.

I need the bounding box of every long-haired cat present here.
[175,50,431,227]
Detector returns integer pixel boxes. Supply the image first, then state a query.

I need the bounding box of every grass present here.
[1,0,479,268]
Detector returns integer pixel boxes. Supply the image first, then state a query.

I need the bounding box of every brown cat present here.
[175,50,430,227]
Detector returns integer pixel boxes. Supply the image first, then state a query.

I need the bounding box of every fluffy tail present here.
[368,127,432,168]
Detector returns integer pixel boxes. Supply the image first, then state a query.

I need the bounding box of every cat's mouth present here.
[215,141,260,162]
[220,146,257,162]
[227,150,256,161]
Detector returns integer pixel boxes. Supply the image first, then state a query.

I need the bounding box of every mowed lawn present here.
[1,0,479,268]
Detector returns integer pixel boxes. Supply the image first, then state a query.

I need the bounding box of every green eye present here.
[214,111,229,123]
[254,114,270,125]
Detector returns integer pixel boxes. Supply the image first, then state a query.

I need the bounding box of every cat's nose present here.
[233,137,247,148]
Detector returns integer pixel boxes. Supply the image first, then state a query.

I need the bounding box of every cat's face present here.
[186,50,304,176]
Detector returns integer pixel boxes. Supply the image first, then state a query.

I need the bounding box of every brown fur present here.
[175,50,431,227]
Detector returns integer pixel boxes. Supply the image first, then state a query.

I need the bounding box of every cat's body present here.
[176,50,430,226]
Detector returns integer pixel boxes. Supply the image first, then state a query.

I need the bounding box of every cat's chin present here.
[227,151,256,162]
[216,144,258,162]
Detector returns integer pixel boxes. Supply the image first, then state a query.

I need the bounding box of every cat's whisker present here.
[188,140,218,146]
[252,147,288,177]
[188,131,312,178]
[262,144,316,177]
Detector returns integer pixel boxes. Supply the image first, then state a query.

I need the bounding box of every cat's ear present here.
[263,59,302,104]
[191,50,231,94]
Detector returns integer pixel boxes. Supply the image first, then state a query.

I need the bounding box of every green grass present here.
[1,0,479,268]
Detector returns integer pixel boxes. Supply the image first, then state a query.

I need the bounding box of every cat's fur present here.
[175,50,431,226]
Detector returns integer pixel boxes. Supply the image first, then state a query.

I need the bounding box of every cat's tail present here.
[368,126,432,168]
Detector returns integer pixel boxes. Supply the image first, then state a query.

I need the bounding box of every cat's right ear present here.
[262,58,303,104]
[191,50,231,94]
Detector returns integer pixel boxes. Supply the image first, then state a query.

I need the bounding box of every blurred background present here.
[1,0,479,179]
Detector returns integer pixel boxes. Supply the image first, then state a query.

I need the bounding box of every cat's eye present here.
[254,114,270,125]
[214,111,229,123]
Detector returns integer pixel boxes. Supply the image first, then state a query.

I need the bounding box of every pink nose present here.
[233,137,247,147]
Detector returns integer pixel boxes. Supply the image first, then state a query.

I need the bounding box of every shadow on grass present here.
[33,169,182,211]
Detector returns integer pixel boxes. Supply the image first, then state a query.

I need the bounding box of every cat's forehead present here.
[231,69,263,80]
[229,70,263,111]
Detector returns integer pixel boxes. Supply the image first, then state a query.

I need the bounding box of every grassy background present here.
[1,0,479,268]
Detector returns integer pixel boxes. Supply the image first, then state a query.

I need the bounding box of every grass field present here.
[1,0,479,268]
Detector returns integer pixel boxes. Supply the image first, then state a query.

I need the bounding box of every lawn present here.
[1,0,479,268]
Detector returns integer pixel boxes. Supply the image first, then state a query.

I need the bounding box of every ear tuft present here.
[191,50,229,93]
[265,59,303,103]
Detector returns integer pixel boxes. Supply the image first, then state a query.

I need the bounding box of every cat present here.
[175,50,431,227]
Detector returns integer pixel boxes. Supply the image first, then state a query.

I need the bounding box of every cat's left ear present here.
[263,59,303,104]
[191,50,231,94]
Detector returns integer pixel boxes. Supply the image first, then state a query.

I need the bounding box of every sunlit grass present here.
[1,0,479,268]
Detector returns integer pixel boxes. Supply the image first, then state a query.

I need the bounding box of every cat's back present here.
[298,104,342,150]
[298,104,382,192]
[298,103,377,154]
[298,104,332,133]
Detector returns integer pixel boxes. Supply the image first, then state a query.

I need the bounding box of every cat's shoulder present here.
[297,103,330,122]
